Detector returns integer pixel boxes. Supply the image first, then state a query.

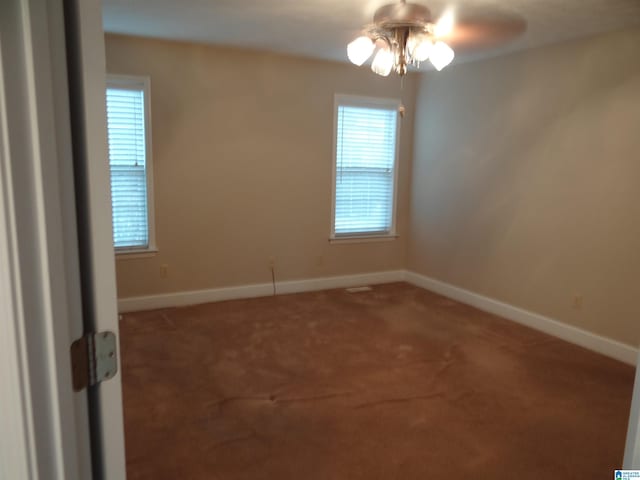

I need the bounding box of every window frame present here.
[106,74,157,256]
[330,94,401,243]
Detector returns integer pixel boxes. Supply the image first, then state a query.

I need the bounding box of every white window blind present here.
[334,102,399,236]
[106,85,150,250]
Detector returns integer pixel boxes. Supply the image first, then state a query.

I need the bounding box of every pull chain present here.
[399,75,406,119]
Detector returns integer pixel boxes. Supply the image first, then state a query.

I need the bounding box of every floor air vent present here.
[345,286,373,293]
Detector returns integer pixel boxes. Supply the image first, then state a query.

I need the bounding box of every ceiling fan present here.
[347,0,526,76]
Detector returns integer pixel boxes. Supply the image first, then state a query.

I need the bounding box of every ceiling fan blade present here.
[433,9,455,38]
[438,11,527,52]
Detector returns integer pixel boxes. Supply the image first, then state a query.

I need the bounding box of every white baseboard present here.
[117,270,406,313]
[118,268,637,366]
[404,271,638,366]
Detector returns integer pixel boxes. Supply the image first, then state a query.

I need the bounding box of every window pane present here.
[335,104,397,235]
[106,87,149,249]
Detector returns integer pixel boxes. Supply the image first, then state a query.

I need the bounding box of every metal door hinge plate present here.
[70,331,118,392]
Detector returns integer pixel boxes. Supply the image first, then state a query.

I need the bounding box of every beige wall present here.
[408,28,640,346]
[108,30,640,347]
[106,34,417,298]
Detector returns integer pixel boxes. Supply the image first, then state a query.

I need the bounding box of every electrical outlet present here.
[268,256,276,269]
[160,264,169,278]
[572,294,583,310]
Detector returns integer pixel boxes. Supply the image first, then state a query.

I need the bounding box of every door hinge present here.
[70,331,118,392]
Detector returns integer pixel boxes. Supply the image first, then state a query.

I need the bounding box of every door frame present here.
[0,0,92,477]
[0,0,126,478]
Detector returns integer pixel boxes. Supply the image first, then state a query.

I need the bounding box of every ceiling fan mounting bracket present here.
[373,2,432,29]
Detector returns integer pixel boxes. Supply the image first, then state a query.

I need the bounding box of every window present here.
[105,75,155,253]
[331,95,400,240]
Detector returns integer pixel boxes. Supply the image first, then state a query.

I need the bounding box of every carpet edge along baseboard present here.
[118,269,637,366]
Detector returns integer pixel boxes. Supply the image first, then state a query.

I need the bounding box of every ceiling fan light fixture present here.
[371,47,394,76]
[347,36,376,66]
[346,1,456,76]
[429,40,455,71]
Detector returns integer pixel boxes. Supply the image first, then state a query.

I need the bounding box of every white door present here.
[0,0,126,478]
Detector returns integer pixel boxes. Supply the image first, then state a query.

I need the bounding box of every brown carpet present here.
[120,282,634,479]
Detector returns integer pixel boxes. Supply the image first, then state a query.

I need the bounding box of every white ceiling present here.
[102,0,640,66]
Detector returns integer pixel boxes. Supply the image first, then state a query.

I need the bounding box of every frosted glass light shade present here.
[347,36,375,66]
[371,48,394,76]
[409,34,433,62]
[429,41,454,71]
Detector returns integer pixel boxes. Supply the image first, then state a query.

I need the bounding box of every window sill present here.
[329,234,398,244]
[115,248,158,260]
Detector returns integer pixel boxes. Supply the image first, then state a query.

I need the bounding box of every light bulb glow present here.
[371,48,394,76]
[429,41,455,71]
[347,36,375,66]
[434,9,455,38]
[409,34,433,62]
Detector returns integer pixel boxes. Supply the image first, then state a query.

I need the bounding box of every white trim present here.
[106,73,157,253]
[329,234,398,244]
[0,25,35,479]
[118,269,638,366]
[118,270,406,312]
[334,94,402,109]
[0,0,94,477]
[405,271,638,365]
[330,94,401,239]
[105,73,147,90]
[115,247,159,260]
